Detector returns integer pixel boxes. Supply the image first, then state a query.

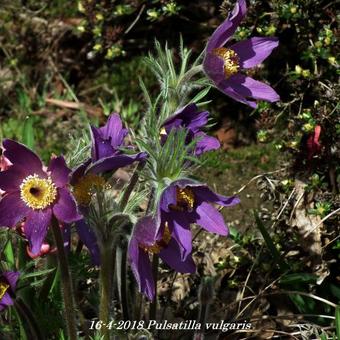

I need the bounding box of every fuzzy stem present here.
[51,217,78,340]
[119,161,145,210]
[99,243,114,340]
[149,254,159,320]
[116,241,130,321]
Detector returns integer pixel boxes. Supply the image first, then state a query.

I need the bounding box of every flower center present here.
[0,281,10,300]
[169,187,195,212]
[140,224,171,254]
[213,47,240,78]
[20,175,57,210]
[73,173,106,206]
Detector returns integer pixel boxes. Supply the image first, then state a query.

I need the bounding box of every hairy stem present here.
[149,254,159,320]
[99,243,114,340]
[51,217,77,340]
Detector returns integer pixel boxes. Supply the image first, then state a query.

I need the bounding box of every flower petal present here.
[0,192,29,227]
[231,37,279,69]
[0,292,13,309]
[194,186,240,207]
[90,127,115,161]
[203,53,226,85]
[0,165,27,193]
[2,139,45,176]
[70,159,91,186]
[48,156,71,188]
[216,79,258,108]
[128,237,155,300]
[196,201,229,235]
[3,271,20,291]
[159,238,196,273]
[87,152,147,174]
[224,74,280,104]
[24,208,52,255]
[166,212,193,261]
[53,188,81,223]
[134,216,159,246]
[195,132,220,155]
[75,219,100,265]
[206,0,247,52]
[99,113,128,147]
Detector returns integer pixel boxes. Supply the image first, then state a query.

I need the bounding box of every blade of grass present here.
[336,305,340,340]
[253,210,288,271]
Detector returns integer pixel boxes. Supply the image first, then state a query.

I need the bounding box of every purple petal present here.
[223,74,280,104]
[53,188,81,223]
[163,104,209,133]
[170,216,193,261]
[70,159,91,186]
[75,219,100,265]
[24,208,52,255]
[195,132,220,155]
[159,238,196,273]
[134,216,159,246]
[194,186,240,207]
[48,156,71,188]
[90,127,116,161]
[0,292,13,308]
[0,192,30,227]
[128,237,155,300]
[3,271,20,291]
[87,152,147,174]
[196,201,229,235]
[206,0,247,52]
[99,113,128,147]
[159,185,178,213]
[2,139,45,177]
[230,37,279,69]
[0,165,27,193]
[216,79,258,108]
[203,53,226,85]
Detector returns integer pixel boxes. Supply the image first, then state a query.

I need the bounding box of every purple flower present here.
[0,271,20,311]
[158,179,240,261]
[0,140,81,255]
[70,113,147,265]
[161,104,220,155]
[88,113,147,174]
[203,0,280,108]
[128,215,195,300]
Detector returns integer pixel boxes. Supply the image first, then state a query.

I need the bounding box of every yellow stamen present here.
[170,186,195,212]
[20,175,57,210]
[140,224,171,254]
[213,47,240,78]
[0,282,10,300]
[73,173,106,206]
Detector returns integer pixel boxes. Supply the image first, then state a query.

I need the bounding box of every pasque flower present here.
[70,113,147,265]
[203,0,280,108]
[161,103,220,155]
[129,179,239,299]
[0,271,20,311]
[158,179,240,261]
[128,215,196,300]
[0,139,81,255]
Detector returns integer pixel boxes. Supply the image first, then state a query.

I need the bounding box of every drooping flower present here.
[70,113,147,265]
[128,215,195,300]
[0,271,20,311]
[0,140,81,255]
[203,0,280,108]
[161,103,220,155]
[158,179,240,261]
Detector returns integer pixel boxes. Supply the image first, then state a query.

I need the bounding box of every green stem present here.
[51,217,78,340]
[149,254,159,320]
[99,243,114,340]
